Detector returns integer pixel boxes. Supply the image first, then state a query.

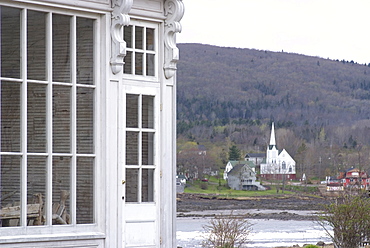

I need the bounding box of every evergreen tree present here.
[228,145,241,161]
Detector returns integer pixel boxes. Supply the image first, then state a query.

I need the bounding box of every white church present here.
[260,123,296,180]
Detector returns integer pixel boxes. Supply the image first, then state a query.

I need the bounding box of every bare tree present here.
[317,195,370,248]
[202,213,253,248]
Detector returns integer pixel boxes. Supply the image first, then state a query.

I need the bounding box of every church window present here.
[282,161,286,170]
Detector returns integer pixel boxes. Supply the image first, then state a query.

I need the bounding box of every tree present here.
[317,195,370,248]
[202,213,253,248]
[228,145,241,161]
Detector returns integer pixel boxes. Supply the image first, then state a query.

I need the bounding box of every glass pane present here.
[1,7,21,79]
[124,51,132,74]
[27,156,46,226]
[146,54,155,76]
[142,169,154,202]
[77,17,94,85]
[52,156,71,225]
[1,82,21,152]
[77,157,94,224]
[124,25,132,48]
[77,87,94,154]
[135,26,143,49]
[126,132,138,165]
[135,52,143,75]
[142,95,154,128]
[27,83,46,153]
[142,132,154,165]
[125,168,138,202]
[53,85,71,153]
[52,14,70,82]
[27,10,46,81]
[0,156,21,227]
[126,94,138,128]
[146,28,154,51]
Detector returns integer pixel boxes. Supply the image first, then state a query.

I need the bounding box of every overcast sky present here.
[177,0,370,64]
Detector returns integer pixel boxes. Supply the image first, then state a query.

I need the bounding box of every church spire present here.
[269,122,276,146]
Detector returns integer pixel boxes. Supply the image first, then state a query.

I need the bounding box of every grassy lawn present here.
[183,176,305,198]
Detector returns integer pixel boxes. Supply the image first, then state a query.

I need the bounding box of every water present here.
[176,210,332,248]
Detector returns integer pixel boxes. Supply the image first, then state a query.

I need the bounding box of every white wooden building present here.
[0,0,183,247]
[260,123,296,180]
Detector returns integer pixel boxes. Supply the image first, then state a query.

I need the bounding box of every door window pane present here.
[52,14,71,82]
[1,7,21,79]
[126,94,138,128]
[0,156,21,227]
[126,168,138,202]
[1,82,21,152]
[142,95,154,128]
[142,132,154,165]
[27,10,46,81]
[27,83,46,153]
[126,132,138,165]
[142,169,154,202]
[125,94,156,203]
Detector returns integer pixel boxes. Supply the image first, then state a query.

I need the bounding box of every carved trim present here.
[110,0,133,74]
[164,0,184,79]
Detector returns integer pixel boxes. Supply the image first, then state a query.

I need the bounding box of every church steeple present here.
[269,122,276,146]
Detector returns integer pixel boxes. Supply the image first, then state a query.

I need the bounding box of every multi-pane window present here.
[125,94,155,202]
[0,6,96,227]
[123,22,156,77]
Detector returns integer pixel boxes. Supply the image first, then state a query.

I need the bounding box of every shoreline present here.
[176,193,335,247]
[177,208,319,221]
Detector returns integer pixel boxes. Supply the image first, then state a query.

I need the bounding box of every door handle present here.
[122,180,126,185]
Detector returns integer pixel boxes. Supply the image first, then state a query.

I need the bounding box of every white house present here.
[226,162,266,191]
[0,0,183,247]
[224,160,240,180]
[260,123,296,180]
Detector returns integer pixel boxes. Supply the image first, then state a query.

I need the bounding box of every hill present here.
[176,44,370,177]
[177,43,370,127]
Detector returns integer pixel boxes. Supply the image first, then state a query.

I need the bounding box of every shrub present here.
[304,245,319,248]
[202,212,253,248]
[200,182,208,190]
[317,195,370,248]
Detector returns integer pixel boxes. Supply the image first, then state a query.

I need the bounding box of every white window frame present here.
[122,83,160,205]
[0,2,103,240]
[123,19,159,82]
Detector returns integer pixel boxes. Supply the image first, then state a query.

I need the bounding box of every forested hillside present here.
[176,43,370,178]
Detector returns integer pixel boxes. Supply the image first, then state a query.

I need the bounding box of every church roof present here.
[269,122,276,146]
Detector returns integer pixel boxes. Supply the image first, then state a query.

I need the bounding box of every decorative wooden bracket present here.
[110,0,133,74]
[164,0,184,79]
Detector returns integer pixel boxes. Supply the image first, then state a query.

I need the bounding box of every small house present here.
[226,162,266,191]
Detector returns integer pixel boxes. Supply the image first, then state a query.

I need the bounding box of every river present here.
[176,210,333,248]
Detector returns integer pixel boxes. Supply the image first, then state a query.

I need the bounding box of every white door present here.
[121,84,160,247]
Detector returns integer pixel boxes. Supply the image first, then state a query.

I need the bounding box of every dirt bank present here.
[177,193,333,220]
